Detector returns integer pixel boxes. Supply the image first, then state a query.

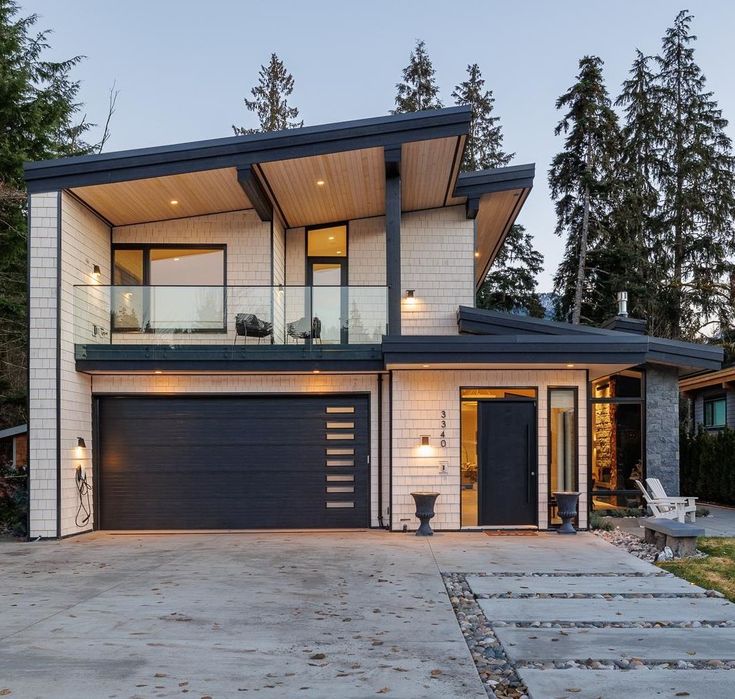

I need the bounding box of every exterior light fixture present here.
[170,199,179,205]
[92,264,101,278]
[474,251,480,258]
[316,180,325,186]
[566,363,575,368]
[313,370,320,374]
[154,370,162,375]
[405,289,416,305]
[422,364,430,368]
[420,435,430,447]
[77,437,86,448]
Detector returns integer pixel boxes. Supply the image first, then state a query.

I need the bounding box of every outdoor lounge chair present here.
[287,316,322,342]
[647,477,697,523]
[234,313,273,345]
[634,479,694,523]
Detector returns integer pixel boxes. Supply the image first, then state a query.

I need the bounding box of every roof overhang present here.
[679,365,735,392]
[452,165,535,287]
[25,108,478,228]
[382,334,722,375]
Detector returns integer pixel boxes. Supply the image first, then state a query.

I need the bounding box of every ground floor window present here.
[704,396,727,429]
[548,388,578,525]
[590,370,644,511]
[460,387,536,527]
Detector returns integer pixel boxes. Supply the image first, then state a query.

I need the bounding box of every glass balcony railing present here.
[73,285,388,346]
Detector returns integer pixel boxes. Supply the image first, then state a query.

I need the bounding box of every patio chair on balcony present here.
[287,316,322,343]
[234,313,273,345]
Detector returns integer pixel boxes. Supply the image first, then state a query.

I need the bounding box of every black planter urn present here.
[411,492,439,536]
[553,491,580,534]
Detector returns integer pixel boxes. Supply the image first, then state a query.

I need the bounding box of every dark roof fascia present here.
[454,163,535,199]
[457,306,612,336]
[74,344,384,373]
[0,424,28,439]
[24,107,472,193]
[382,334,722,371]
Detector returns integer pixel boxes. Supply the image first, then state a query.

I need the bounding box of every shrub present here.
[680,426,735,506]
[590,512,614,531]
[0,459,28,538]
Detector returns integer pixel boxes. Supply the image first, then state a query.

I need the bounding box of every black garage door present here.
[96,395,369,529]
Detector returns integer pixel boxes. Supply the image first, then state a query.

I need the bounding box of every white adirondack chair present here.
[634,480,691,523]
[646,478,697,523]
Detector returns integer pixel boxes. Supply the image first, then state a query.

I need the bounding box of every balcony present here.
[73,285,387,371]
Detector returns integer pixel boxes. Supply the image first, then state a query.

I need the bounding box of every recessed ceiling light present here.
[566,363,575,368]
[174,257,180,261]
[422,364,430,368]
[154,370,162,374]
[328,236,335,240]
[170,199,178,205]
[313,369,320,374]
[316,180,325,186]
[336,250,343,254]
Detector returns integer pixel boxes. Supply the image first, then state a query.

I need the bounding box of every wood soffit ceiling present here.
[68,136,530,236]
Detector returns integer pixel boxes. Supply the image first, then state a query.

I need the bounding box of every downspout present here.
[377,373,384,528]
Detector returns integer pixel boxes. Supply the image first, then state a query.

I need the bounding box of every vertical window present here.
[590,370,644,511]
[548,388,577,525]
[704,397,726,428]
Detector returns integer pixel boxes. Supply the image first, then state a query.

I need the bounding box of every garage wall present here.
[91,373,386,527]
[28,192,61,538]
[390,369,588,531]
[59,193,111,536]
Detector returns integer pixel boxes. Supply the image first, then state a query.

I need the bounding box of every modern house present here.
[680,366,735,431]
[24,106,722,538]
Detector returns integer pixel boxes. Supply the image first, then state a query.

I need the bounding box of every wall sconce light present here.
[92,265,101,279]
[77,437,86,448]
[420,435,430,447]
[405,289,416,305]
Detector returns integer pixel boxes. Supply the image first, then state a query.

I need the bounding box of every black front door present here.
[478,399,537,526]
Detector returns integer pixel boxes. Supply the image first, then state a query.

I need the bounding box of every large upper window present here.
[704,397,727,429]
[111,245,226,333]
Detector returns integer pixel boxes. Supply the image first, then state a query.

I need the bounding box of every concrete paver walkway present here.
[460,533,735,699]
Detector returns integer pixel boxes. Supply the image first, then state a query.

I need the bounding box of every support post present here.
[385,146,401,336]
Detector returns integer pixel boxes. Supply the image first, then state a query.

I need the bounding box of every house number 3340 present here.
[439,410,447,448]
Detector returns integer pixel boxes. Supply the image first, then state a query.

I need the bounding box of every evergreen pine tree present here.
[652,10,735,339]
[0,0,96,429]
[233,53,303,134]
[392,40,442,113]
[606,50,661,327]
[477,224,544,317]
[549,56,621,324]
[452,63,513,170]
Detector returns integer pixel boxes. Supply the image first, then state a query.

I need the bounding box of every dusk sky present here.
[25,0,735,290]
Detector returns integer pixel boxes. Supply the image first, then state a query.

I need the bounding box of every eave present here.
[24,107,472,193]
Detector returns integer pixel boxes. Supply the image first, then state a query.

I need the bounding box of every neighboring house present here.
[680,366,735,431]
[23,106,722,539]
[0,424,28,469]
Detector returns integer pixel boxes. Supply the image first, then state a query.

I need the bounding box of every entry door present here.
[308,259,347,344]
[478,399,537,526]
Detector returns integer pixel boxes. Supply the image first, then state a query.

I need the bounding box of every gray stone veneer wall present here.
[646,365,680,495]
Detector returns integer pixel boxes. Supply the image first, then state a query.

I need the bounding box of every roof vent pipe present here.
[617,291,628,318]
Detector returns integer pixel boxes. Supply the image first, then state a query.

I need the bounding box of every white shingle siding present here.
[59,193,111,536]
[91,373,385,527]
[390,369,588,531]
[400,206,474,335]
[28,192,60,537]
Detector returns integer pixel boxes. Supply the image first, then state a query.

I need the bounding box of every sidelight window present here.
[548,388,578,525]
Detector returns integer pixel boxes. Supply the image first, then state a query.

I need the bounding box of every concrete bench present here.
[643,517,705,557]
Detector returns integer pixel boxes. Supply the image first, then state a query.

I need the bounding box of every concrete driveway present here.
[0,531,485,699]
